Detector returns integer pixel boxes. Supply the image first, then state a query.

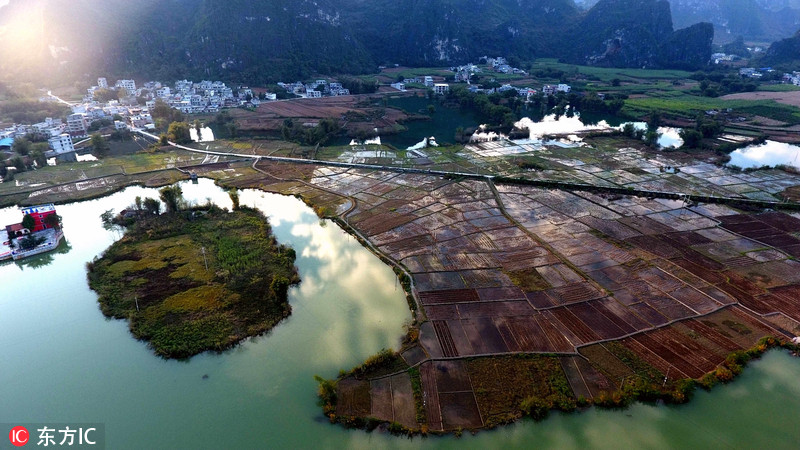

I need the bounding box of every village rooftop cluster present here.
[0,77,276,162]
[391,57,570,100]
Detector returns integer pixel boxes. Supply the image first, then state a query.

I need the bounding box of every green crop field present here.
[623,93,800,124]
[531,59,694,82]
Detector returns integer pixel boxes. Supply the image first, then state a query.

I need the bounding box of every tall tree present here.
[151,99,184,127]
[43,213,61,229]
[143,197,161,215]
[10,156,25,172]
[30,148,47,167]
[159,185,184,213]
[167,122,192,145]
[21,213,35,231]
[193,120,203,141]
[228,188,240,211]
[90,133,110,157]
[12,138,30,156]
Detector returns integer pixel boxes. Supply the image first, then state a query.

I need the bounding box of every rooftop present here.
[21,204,56,215]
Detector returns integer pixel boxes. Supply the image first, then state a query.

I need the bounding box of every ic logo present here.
[9,426,29,447]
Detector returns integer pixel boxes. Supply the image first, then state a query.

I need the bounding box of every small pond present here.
[728,140,800,169]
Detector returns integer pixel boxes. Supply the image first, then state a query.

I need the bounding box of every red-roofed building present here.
[5,223,29,238]
[20,204,58,232]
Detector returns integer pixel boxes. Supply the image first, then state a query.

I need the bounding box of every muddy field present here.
[294,162,800,432]
[722,90,800,107]
[229,95,411,135]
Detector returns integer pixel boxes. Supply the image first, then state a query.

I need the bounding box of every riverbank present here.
[3,135,800,437]
[319,334,799,436]
[87,204,299,358]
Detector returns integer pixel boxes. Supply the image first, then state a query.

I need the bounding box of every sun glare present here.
[0,2,47,64]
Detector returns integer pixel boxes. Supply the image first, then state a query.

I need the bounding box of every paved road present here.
[47,91,77,107]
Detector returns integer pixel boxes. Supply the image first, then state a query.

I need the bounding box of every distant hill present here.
[0,0,714,85]
[669,0,800,43]
[762,30,800,65]
[564,0,713,69]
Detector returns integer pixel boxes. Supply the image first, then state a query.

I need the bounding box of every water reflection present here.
[728,140,800,169]
[656,127,684,149]
[2,180,798,448]
[13,238,73,270]
[515,113,611,139]
[629,123,684,149]
[407,136,438,150]
[0,179,413,448]
[190,127,216,142]
[510,115,683,149]
[348,136,382,146]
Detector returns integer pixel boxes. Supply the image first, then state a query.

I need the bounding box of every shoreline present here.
[2,156,800,436]
[318,337,800,436]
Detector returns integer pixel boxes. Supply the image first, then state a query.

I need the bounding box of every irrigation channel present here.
[1,179,799,448]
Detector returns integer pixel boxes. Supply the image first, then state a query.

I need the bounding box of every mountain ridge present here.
[0,0,714,84]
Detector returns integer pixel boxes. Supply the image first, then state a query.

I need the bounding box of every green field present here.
[531,59,694,82]
[378,68,453,81]
[624,92,800,124]
[0,149,210,198]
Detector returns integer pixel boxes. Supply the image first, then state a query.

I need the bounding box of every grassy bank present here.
[87,205,299,358]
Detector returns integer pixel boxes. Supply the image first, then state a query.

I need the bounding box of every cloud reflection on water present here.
[728,140,800,169]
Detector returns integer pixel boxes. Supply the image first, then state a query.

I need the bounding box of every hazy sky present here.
[0,1,8,8]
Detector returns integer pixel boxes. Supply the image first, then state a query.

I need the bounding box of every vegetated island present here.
[87,189,299,359]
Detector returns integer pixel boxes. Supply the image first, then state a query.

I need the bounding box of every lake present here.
[728,140,800,170]
[363,97,683,151]
[1,179,798,449]
[385,95,480,149]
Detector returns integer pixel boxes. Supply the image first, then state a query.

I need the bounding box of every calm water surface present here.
[1,179,798,449]
[729,140,800,169]
[190,126,216,142]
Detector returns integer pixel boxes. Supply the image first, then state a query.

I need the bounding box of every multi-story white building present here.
[97,77,108,89]
[175,80,193,94]
[89,108,107,120]
[557,84,571,93]
[116,79,137,95]
[48,134,74,155]
[434,83,450,95]
[156,87,171,98]
[67,114,88,137]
